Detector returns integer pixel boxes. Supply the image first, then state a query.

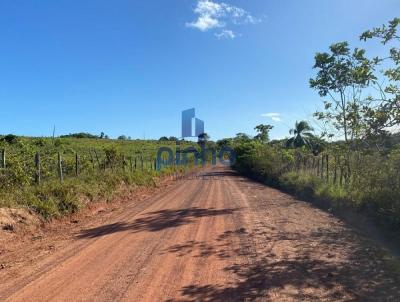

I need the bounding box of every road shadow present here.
[183,169,241,181]
[77,207,238,239]
[130,207,238,232]
[164,225,400,301]
[199,170,238,178]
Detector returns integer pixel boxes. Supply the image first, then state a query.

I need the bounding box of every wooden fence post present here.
[318,155,324,178]
[354,152,359,185]
[346,154,351,185]
[75,153,79,176]
[333,155,337,184]
[93,150,102,171]
[141,157,144,171]
[35,152,41,184]
[312,157,316,175]
[1,149,5,168]
[58,152,64,182]
[90,152,95,170]
[320,156,324,178]
[344,154,348,185]
[134,157,137,170]
[326,154,329,183]
[338,156,343,186]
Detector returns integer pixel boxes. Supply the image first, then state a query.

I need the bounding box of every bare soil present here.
[0,167,399,301]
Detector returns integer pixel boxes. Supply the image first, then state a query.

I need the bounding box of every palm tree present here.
[286,121,314,148]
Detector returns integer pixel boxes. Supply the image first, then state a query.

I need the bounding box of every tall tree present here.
[254,124,273,143]
[233,133,252,145]
[310,42,376,143]
[360,18,400,139]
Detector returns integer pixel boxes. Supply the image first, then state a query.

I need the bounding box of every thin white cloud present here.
[186,0,260,37]
[261,113,280,117]
[215,29,235,39]
[261,113,282,122]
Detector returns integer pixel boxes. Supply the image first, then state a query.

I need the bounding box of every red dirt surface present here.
[0,166,399,301]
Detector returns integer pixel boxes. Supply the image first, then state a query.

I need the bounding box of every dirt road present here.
[1,167,399,301]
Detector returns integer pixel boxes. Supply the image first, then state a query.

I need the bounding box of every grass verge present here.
[0,167,182,220]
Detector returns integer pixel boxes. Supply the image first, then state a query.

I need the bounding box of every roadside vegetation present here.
[222,18,400,234]
[0,135,191,219]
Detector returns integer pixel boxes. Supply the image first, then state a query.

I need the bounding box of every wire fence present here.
[0,148,160,186]
[281,150,400,189]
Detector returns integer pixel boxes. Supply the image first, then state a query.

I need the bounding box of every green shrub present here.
[3,134,18,144]
[233,143,400,233]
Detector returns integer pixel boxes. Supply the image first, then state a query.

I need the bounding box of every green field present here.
[0,136,192,219]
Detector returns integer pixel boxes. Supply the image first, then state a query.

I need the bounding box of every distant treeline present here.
[60,133,100,139]
[158,136,179,142]
[60,133,131,140]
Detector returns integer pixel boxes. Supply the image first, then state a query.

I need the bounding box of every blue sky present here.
[0,0,398,140]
